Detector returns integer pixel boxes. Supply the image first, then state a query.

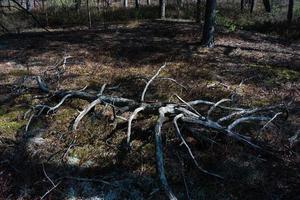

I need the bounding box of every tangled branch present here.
[24,64,286,200]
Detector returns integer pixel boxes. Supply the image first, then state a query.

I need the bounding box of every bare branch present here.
[173,114,223,179]
[175,94,203,117]
[155,105,177,200]
[207,99,231,120]
[73,98,102,130]
[47,94,73,114]
[141,63,166,102]
[228,116,271,131]
[127,106,146,144]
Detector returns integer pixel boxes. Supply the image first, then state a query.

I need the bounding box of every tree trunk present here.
[97,0,100,11]
[75,0,81,12]
[147,0,150,5]
[87,0,91,28]
[287,0,294,24]
[201,0,216,48]
[124,0,128,7]
[196,0,201,23]
[160,0,166,19]
[241,0,244,11]
[135,0,139,9]
[262,0,271,12]
[250,0,255,13]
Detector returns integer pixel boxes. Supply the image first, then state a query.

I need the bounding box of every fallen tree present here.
[23,60,286,200]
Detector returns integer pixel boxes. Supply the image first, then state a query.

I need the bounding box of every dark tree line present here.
[0,0,297,47]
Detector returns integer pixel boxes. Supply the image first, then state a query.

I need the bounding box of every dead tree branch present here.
[24,64,286,200]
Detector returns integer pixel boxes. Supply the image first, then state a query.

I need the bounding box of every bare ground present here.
[0,20,299,199]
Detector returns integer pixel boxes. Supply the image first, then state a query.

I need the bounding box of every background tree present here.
[160,0,166,19]
[241,0,244,11]
[196,0,201,23]
[201,0,217,47]
[250,0,255,13]
[262,0,271,12]
[287,0,294,24]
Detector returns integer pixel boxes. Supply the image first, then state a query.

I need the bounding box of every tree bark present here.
[135,0,139,9]
[250,0,255,13]
[147,0,151,6]
[75,0,81,12]
[160,0,166,19]
[196,0,201,23]
[124,0,128,7]
[287,0,294,24]
[241,0,244,11]
[262,0,271,12]
[201,0,216,48]
[87,0,91,28]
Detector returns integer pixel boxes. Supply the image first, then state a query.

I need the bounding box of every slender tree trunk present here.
[196,0,201,23]
[241,0,244,11]
[262,0,271,12]
[147,0,150,6]
[250,0,255,13]
[97,0,100,11]
[201,0,216,48]
[45,0,48,26]
[135,0,139,9]
[75,0,81,12]
[87,0,91,28]
[124,0,128,7]
[287,0,294,24]
[160,0,166,19]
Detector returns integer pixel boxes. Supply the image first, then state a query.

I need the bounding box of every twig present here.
[127,106,146,144]
[141,63,166,102]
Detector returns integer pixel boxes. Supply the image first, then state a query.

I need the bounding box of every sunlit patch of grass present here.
[7,69,32,76]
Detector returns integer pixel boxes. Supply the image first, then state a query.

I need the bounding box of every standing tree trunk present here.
[124,0,128,7]
[97,0,100,11]
[287,0,294,24]
[160,0,166,19]
[262,0,271,12]
[147,0,150,5]
[241,0,244,11]
[87,0,91,28]
[201,0,216,48]
[75,0,81,12]
[250,0,255,13]
[135,0,139,9]
[196,0,201,23]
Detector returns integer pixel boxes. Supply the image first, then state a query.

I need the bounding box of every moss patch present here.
[0,108,26,138]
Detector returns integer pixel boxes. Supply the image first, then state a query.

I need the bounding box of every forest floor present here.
[0,20,299,199]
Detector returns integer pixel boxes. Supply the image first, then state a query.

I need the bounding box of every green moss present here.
[0,108,26,137]
[53,108,75,122]
[249,64,300,86]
